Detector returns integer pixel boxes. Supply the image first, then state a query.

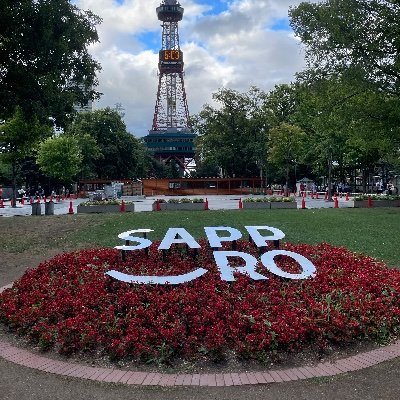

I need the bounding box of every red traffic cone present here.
[367,195,373,208]
[204,198,209,211]
[120,200,126,212]
[68,201,74,214]
[239,198,243,209]
[334,197,339,208]
[345,192,349,201]
[0,199,4,208]
[301,197,306,209]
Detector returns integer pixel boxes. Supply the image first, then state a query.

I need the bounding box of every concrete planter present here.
[77,204,135,213]
[243,202,297,209]
[242,202,271,209]
[152,202,205,211]
[270,201,297,209]
[354,200,400,208]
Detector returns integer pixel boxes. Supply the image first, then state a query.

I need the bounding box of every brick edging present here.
[1,285,399,386]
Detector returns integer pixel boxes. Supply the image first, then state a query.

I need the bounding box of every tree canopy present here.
[290,0,400,96]
[0,0,102,124]
[36,135,82,182]
[66,108,150,179]
[193,87,268,178]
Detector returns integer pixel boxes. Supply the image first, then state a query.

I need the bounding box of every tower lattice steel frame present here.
[144,0,196,175]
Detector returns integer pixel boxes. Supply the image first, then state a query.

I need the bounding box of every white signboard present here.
[106,226,317,285]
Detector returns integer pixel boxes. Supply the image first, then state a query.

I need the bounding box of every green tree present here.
[290,0,400,96]
[193,87,268,178]
[0,0,101,124]
[0,108,51,205]
[67,108,149,179]
[294,76,400,194]
[268,123,306,195]
[36,135,82,182]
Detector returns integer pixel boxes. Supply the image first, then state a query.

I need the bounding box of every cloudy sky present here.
[74,0,315,136]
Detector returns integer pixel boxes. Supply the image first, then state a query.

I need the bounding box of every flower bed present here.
[152,198,205,211]
[243,197,297,209]
[1,241,399,365]
[353,195,400,208]
[77,200,135,213]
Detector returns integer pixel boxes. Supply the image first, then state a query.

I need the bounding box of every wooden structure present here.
[142,177,265,196]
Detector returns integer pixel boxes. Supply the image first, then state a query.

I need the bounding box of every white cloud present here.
[75,0,314,136]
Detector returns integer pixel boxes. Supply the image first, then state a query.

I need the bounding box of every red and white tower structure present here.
[144,0,196,175]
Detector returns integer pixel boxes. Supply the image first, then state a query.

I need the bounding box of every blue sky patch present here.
[194,0,230,16]
[271,18,292,31]
[137,31,160,50]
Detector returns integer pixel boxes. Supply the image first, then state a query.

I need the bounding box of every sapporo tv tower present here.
[144,0,196,175]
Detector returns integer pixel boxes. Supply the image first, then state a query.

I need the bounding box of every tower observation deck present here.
[144,0,196,175]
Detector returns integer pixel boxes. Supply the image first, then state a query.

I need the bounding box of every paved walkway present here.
[0,195,354,217]
[1,282,399,387]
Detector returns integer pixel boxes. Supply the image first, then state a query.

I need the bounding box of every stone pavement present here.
[0,195,354,217]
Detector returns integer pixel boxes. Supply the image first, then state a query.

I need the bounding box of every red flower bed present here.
[1,241,399,364]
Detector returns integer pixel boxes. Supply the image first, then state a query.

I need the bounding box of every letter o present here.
[260,250,316,280]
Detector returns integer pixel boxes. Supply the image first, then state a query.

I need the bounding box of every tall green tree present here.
[67,108,149,179]
[268,123,306,195]
[0,108,51,205]
[290,0,400,96]
[36,135,82,182]
[0,0,102,124]
[193,87,268,178]
[290,0,400,189]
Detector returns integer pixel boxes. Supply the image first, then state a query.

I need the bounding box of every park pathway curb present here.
[1,284,399,387]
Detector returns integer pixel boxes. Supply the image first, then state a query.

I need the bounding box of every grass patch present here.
[1,208,399,267]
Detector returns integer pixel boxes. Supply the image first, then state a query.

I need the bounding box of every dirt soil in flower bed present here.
[1,215,400,400]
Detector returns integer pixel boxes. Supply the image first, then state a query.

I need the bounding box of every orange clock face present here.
[160,50,182,62]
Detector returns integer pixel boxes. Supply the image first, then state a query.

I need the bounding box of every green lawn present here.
[56,208,400,267]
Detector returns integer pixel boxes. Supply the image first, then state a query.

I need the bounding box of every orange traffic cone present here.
[204,198,209,211]
[301,197,306,209]
[68,201,74,214]
[334,197,339,208]
[120,200,126,212]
